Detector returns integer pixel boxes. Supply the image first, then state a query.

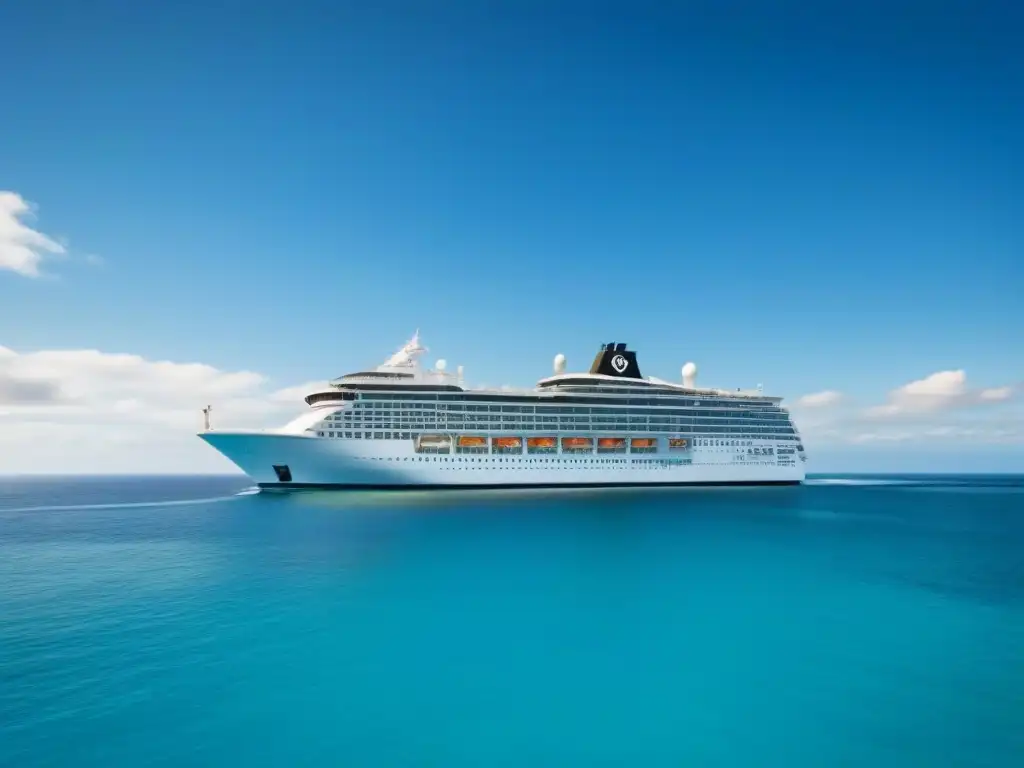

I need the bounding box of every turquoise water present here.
[2,475,1022,766]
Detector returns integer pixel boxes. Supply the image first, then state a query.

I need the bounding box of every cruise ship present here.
[199,333,807,489]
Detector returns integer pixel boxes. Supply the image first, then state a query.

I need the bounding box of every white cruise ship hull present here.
[200,431,805,489]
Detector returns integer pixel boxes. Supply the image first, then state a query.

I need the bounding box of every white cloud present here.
[848,431,916,444]
[792,368,1021,448]
[795,390,843,408]
[861,369,1018,418]
[0,344,325,473]
[0,191,67,277]
[899,369,966,397]
[979,386,1013,402]
[0,191,102,277]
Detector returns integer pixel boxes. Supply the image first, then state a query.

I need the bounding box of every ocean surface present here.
[1,474,1022,767]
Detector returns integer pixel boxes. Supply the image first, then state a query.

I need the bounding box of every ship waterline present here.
[198,335,807,488]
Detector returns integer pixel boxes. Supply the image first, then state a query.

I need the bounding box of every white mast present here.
[380,330,428,369]
[202,405,212,431]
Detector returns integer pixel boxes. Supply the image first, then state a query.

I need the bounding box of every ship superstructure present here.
[199,333,806,488]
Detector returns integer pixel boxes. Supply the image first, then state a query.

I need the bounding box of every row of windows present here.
[330,422,794,433]
[331,411,786,423]
[326,411,794,425]
[329,417,793,430]
[346,456,698,467]
[336,402,789,418]
[321,425,797,438]
[342,418,788,431]
[335,455,784,467]
[317,430,792,449]
[347,391,779,409]
[539,385,773,403]
[333,412,789,422]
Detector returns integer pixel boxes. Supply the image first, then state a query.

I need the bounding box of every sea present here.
[1,474,1022,767]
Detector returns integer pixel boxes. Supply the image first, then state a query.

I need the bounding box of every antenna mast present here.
[202,405,212,431]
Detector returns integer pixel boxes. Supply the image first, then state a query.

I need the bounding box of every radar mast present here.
[380,330,427,370]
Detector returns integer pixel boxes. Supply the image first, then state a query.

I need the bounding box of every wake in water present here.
[0,492,252,515]
[807,476,1024,489]
[805,478,918,486]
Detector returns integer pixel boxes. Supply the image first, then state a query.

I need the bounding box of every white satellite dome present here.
[682,361,697,387]
[553,353,566,374]
[435,359,447,371]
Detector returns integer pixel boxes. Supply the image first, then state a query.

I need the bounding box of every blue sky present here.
[1,0,1022,472]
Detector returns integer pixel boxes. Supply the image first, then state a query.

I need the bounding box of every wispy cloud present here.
[0,191,66,277]
[791,369,1021,446]
[795,390,843,408]
[979,386,1013,402]
[0,191,103,277]
[862,369,1018,418]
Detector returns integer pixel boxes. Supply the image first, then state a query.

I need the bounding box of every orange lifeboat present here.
[527,437,556,449]
[597,437,626,449]
[668,438,690,450]
[492,437,523,448]
[631,438,657,449]
[457,435,487,448]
